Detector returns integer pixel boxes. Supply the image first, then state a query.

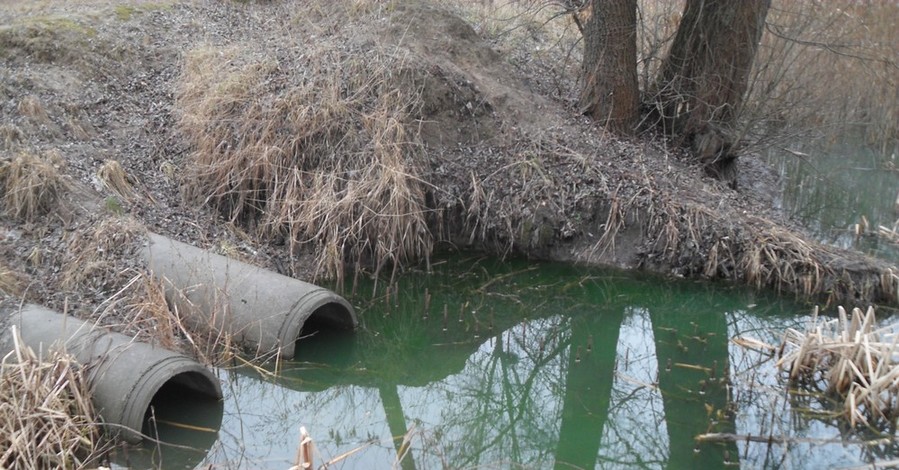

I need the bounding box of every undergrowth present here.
[0,329,106,469]
[177,43,432,282]
[0,150,68,223]
[453,0,898,151]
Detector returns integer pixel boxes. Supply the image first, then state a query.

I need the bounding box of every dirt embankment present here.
[0,0,896,328]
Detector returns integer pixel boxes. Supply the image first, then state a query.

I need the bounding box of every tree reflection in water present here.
[150,258,890,469]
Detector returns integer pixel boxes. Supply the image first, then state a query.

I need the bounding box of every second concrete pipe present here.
[0,304,222,443]
[141,233,357,358]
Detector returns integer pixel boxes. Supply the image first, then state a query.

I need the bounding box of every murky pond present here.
[117,255,899,469]
[767,140,899,261]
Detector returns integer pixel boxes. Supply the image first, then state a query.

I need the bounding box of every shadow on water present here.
[140,255,899,468]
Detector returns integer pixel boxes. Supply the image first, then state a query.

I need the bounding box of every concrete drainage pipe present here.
[0,304,222,443]
[141,233,358,359]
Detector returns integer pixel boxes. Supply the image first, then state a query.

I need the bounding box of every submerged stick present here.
[696,432,891,446]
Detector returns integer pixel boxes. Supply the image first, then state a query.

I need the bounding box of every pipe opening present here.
[295,305,357,364]
[139,372,223,464]
[115,372,223,468]
[308,301,356,330]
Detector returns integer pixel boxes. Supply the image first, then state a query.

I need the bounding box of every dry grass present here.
[0,262,26,296]
[640,197,898,305]
[778,306,899,429]
[104,271,243,366]
[0,150,68,222]
[0,327,105,469]
[878,221,899,246]
[177,43,432,281]
[0,124,23,150]
[16,95,50,124]
[95,159,137,203]
[741,227,826,297]
[58,217,245,364]
[57,217,269,367]
[60,216,146,293]
[120,272,178,351]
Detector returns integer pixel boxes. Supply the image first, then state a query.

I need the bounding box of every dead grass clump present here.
[16,95,50,125]
[740,227,827,297]
[0,150,67,222]
[0,327,105,469]
[778,306,899,429]
[0,124,23,150]
[0,263,27,296]
[95,159,137,203]
[119,272,177,351]
[16,95,50,124]
[177,44,432,281]
[60,216,147,293]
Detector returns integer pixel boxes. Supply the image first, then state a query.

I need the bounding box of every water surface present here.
[767,141,899,261]
[128,256,899,469]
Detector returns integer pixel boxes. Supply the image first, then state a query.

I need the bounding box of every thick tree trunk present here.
[651,0,770,187]
[579,0,639,135]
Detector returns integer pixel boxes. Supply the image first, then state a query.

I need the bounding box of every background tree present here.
[579,0,639,135]
[579,0,771,186]
[648,0,771,186]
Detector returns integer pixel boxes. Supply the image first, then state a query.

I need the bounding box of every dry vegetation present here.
[749,1,899,151]
[453,0,898,152]
[779,306,899,430]
[60,216,146,295]
[95,160,137,204]
[178,43,432,283]
[59,217,246,365]
[0,150,68,223]
[0,262,25,297]
[0,328,106,469]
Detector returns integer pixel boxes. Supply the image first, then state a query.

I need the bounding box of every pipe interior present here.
[141,372,223,438]
[304,302,356,331]
[295,303,357,363]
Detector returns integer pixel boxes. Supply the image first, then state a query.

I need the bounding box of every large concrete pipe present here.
[141,233,357,358]
[0,304,222,443]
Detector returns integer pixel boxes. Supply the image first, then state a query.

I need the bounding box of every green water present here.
[125,256,899,469]
[767,141,899,261]
[117,139,899,468]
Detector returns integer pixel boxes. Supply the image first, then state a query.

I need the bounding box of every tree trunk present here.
[651,0,770,187]
[579,0,639,135]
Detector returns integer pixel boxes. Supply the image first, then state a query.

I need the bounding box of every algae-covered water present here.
[116,140,899,469]
[122,256,899,469]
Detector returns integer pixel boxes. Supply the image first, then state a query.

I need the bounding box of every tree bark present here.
[579,0,639,135]
[651,0,770,187]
